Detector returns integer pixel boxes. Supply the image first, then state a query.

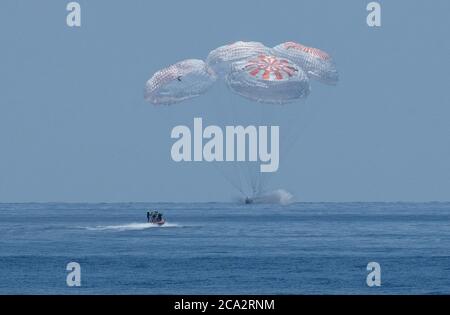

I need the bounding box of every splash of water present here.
[85,222,180,232]
[243,189,294,205]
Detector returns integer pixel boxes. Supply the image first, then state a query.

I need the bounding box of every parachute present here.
[144,40,338,202]
[144,59,216,105]
[226,54,310,104]
[206,41,272,77]
[273,41,339,85]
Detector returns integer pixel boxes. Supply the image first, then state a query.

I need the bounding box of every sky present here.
[0,0,449,202]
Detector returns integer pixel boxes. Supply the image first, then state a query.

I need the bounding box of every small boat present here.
[152,219,165,226]
[147,210,165,226]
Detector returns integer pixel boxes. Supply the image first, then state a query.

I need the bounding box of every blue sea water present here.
[0,202,449,294]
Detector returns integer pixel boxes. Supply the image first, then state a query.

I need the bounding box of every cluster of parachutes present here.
[144,41,338,201]
[144,41,338,105]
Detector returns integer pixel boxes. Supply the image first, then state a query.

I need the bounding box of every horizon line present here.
[1,200,450,204]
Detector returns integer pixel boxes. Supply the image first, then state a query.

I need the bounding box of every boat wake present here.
[84,222,181,232]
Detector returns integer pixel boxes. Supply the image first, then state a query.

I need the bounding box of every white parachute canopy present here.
[273,41,339,85]
[226,54,310,104]
[144,59,217,105]
[206,41,272,77]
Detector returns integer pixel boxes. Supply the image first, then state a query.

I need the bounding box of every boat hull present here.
[151,219,165,226]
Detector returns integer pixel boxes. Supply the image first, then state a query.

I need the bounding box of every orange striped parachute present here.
[273,41,338,85]
[226,54,310,104]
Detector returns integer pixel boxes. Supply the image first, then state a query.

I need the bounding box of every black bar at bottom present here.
[0,295,449,313]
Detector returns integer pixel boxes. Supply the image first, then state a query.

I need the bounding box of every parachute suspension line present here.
[280,101,317,160]
[257,103,303,191]
[215,85,247,197]
[210,86,247,198]
[211,160,246,196]
[233,92,261,198]
[230,92,254,197]
[278,105,300,160]
[253,101,267,197]
[235,103,260,199]
[255,102,281,196]
[256,100,316,194]
[252,102,299,193]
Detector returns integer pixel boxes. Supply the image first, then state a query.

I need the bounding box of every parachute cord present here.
[243,101,264,198]
[230,88,249,196]
[235,98,254,197]
[257,99,317,192]
[280,100,317,159]
[255,103,265,196]
[205,83,245,197]
[211,161,246,196]
[255,102,277,195]
[229,91,250,196]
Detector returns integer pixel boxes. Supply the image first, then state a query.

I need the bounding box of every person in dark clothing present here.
[146,211,151,223]
[157,213,162,222]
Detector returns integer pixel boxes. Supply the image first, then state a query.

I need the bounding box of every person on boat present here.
[157,212,162,222]
[150,211,156,223]
[146,211,151,223]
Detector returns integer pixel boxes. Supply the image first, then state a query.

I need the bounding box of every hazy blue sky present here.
[0,0,449,202]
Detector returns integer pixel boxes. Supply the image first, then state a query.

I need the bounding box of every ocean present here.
[0,202,449,294]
